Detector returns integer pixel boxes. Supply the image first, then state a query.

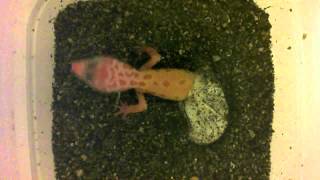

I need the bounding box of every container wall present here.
[27,1,76,179]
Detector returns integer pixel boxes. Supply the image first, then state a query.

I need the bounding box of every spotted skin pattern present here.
[71,47,196,118]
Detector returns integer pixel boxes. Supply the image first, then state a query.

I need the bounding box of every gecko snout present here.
[71,61,86,77]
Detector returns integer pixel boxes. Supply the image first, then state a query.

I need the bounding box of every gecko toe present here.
[114,102,129,119]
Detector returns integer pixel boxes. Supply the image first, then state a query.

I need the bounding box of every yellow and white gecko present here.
[71,47,196,118]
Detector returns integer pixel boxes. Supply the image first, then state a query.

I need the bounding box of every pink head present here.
[70,56,139,92]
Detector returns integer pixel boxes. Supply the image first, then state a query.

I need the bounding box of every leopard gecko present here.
[71,47,196,118]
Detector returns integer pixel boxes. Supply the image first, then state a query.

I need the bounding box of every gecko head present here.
[71,57,116,91]
[70,59,96,82]
[71,57,107,79]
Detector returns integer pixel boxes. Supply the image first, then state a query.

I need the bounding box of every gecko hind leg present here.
[139,46,161,70]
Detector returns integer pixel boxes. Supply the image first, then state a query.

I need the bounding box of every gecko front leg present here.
[115,91,147,118]
[139,46,161,70]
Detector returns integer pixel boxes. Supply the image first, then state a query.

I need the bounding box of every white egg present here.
[181,66,228,144]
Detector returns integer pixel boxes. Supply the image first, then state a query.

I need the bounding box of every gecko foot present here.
[114,102,129,119]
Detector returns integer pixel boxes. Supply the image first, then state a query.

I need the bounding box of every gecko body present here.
[71,47,196,117]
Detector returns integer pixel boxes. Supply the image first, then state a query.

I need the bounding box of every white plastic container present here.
[1,0,320,179]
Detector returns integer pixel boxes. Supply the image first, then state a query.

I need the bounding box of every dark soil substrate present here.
[52,0,274,179]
